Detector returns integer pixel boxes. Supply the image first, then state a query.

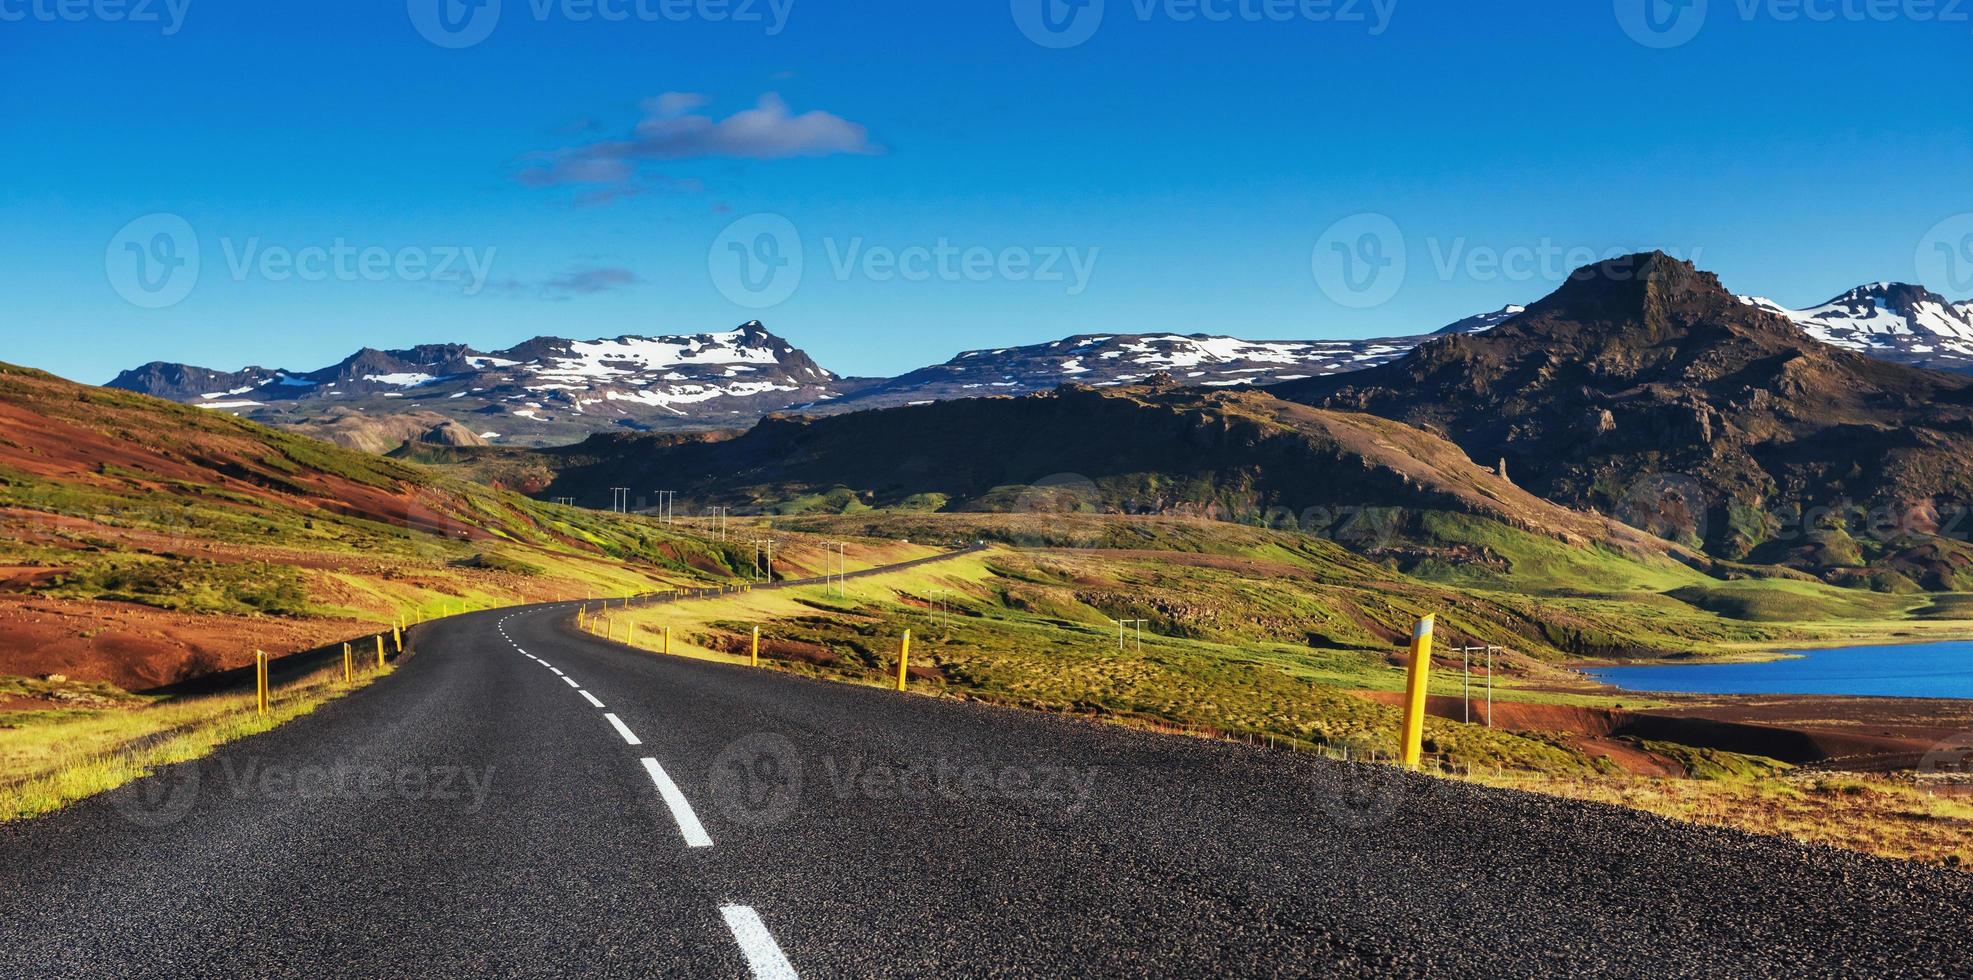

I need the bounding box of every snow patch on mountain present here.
[1742,284,1973,373]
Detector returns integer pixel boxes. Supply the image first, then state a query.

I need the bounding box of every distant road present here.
[2,553,1970,977]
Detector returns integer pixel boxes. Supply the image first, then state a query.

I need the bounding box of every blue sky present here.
[5,0,1972,384]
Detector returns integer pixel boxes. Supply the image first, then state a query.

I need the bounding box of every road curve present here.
[3,574,1971,977]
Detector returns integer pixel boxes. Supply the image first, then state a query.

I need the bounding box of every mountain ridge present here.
[1744,282,1973,374]
[1275,252,1973,585]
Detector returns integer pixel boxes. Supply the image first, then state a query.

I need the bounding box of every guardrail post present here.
[254,650,270,715]
[1400,615,1435,769]
[896,629,912,692]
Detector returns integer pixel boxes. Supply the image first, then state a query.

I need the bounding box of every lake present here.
[1586,640,1973,700]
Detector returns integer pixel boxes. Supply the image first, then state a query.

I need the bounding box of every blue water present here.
[1586,640,1973,699]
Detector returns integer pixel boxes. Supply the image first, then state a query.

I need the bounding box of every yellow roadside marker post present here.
[393,618,403,654]
[1400,615,1436,769]
[376,634,386,669]
[663,626,672,656]
[751,626,760,667]
[896,629,912,692]
[254,650,270,715]
[343,643,353,684]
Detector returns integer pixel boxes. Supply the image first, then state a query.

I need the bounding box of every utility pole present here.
[1111,619,1147,652]
[653,490,675,525]
[1486,645,1500,728]
[610,488,629,514]
[1461,645,1476,725]
[825,541,847,597]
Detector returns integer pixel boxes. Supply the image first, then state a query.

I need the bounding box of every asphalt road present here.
[5,581,1973,977]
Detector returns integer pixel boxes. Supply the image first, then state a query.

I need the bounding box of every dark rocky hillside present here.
[1276,253,1973,587]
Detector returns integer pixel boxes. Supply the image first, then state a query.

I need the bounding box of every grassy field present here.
[588,520,1973,868]
[0,659,394,821]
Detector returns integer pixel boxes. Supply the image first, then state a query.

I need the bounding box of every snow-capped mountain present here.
[1433,305,1527,335]
[109,322,850,447]
[821,307,1529,412]
[1742,284,1973,374]
[107,309,1532,449]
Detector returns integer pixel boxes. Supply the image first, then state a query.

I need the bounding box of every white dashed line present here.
[720,905,798,978]
[562,676,581,689]
[604,713,643,746]
[578,690,605,708]
[640,758,713,848]
[550,668,565,676]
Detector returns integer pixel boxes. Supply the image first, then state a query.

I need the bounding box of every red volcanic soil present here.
[0,595,376,694]
[1643,696,1973,771]
[0,386,491,543]
[1355,688,1964,773]
[1354,690,1684,774]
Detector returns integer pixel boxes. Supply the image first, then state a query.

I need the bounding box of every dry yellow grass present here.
[1474,770,1973,871]
[0,660,392,822]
